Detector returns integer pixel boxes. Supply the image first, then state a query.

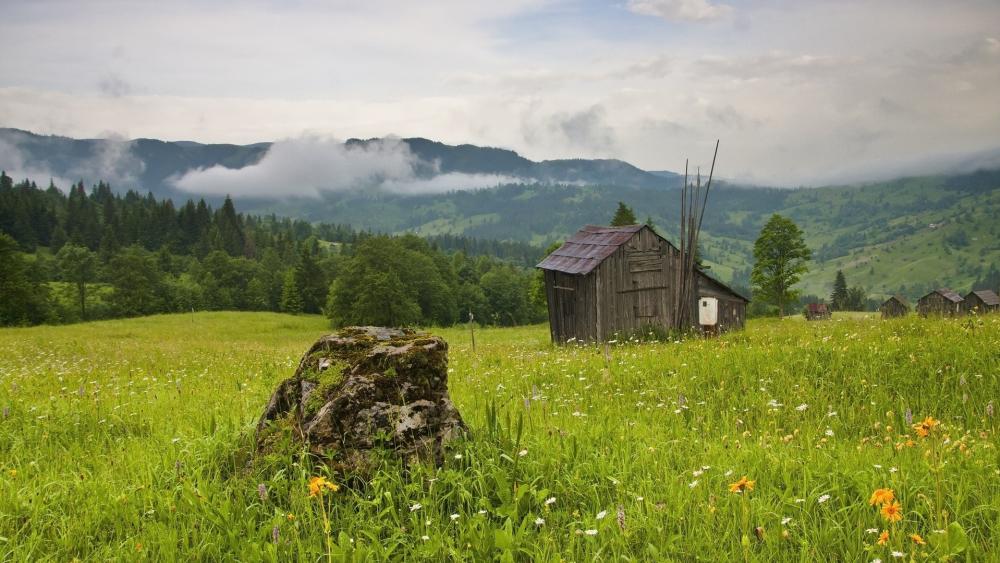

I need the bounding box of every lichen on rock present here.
[255,326,466,475]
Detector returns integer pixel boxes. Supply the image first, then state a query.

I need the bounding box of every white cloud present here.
[171,135,529,197]
[627,0,732,22]
[0,129,143,190]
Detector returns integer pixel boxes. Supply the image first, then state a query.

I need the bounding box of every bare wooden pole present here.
[468,310,476,355]
[674,141,721,331]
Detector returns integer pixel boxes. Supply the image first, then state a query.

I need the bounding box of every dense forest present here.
[0,172,545,327]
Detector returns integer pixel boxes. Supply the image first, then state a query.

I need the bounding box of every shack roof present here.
[806,303,829,313]
[537,224,748,302]
[922,288,963,303]
[536,224,650,275]
[883,295,909,307]
[968,289,1000,306]
[697,268,751,302]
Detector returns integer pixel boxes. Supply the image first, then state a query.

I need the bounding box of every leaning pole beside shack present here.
[672,140,719,333]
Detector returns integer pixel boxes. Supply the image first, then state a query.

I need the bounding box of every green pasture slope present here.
[1,312,998,560]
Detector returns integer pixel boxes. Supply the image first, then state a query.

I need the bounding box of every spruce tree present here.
[279,269,303,314]
[830,270,848,311]
[610,202,638,226]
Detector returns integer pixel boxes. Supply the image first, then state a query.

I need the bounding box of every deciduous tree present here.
[751,214,811,317]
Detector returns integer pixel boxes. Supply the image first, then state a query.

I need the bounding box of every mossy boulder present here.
[255,327,466,474]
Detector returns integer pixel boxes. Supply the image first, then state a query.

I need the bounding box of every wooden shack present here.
[916,288,963,317]
[879,295,910,319]
[961,289,1000,315]
[804,303,831,320]
[536,224,748,343]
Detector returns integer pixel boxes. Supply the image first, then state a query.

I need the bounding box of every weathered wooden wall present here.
[593,228,678,341]
[880,298,909,319]
[696,274,746,332]
[543,227,747,343]
[917,293,961,317]
[544,269,597,343]
[961,294,999,315]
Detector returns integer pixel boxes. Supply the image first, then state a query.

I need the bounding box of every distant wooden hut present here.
[536,224,749,343]
[961,289,1000,315]
[916,288,963,317]
[804,303,831,320]
[879,295,910,319]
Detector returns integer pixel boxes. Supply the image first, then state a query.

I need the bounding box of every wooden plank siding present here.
[696,274,747,332]
[540,225,748,343]
[593,227,677,340]
[917,291,963,317]
[880,296,910,319]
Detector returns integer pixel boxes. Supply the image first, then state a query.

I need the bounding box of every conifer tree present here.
[830,270,848,311]
[610,201,638,226]
[279,269,303,314]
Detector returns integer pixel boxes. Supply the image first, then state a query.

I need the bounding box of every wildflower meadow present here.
[0,311,997,560]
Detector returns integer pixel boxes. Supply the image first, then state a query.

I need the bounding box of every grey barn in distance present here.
[961,289,1000,315]
[536,224,748,343]
[916,288,964,317]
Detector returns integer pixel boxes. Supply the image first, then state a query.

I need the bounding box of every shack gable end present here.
[962,289,1000,314]
[917,288,963,317]
[591,227,676,340]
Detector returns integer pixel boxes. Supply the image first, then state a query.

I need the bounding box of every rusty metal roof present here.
[925,288,964,303]
[536,224,646,275]
[969,289,1000,306]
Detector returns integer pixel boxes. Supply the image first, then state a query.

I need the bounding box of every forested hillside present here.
[0,173,545,327]
[4,126,999,305]
[250,170,1000,302]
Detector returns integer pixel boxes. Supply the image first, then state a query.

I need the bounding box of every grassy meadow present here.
[1,312,998,561]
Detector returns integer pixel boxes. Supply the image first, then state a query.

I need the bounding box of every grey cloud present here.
[705,105,761,130]
[627,0,732,22]
[522,105,618,155]
[98,73,132,97]
[611,55,674,79]
[696,52,852,82]
[950,36,1000,65]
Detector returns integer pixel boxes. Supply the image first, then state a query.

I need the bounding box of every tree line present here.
[0,173,545,327]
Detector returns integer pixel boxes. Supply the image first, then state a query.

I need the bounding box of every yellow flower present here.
[7,469,16,478]
[868,488,894,506]
[910,533,926,545]
[877,530,889,545]
[286,513,295,521]
[728,476,755,494]
[880,501,903,523]
[308,476,339,497]
[913,416,939,438]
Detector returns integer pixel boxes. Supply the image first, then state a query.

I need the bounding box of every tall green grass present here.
[0,312,997,560]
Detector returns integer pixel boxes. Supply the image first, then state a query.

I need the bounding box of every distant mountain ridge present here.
[3,127,999,301]
[0,128,678,197]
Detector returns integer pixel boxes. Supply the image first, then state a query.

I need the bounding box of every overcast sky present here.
[1,0,998,186]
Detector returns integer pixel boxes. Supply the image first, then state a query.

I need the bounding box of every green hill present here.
[246,170,1000,302]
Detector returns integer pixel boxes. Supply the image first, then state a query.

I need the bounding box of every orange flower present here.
[877,530,889,545]
[869,488,894,506]
[913,416,939,438]
[880,501,903,523]
[728,476,755,494]
[308,476,339,497]
[910,533,926,545]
